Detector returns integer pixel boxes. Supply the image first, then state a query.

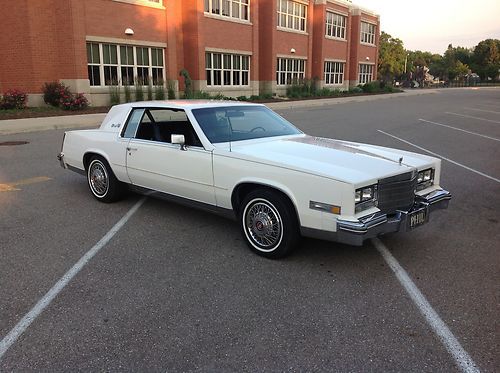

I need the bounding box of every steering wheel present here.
[250,126,266,133]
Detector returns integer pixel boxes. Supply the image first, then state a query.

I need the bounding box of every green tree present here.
[378,31,406,82]
[472,39,500,80]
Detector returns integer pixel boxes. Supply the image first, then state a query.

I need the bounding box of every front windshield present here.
[191,106,302,144]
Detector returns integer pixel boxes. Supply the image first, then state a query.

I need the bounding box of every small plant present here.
[179,69,193,98]
[60,93,89,111]
[349,86,363,94]
[135,79,144,101]
[360,81,381,93]
[154,84,165,100]
[167,79,176,99]
[108,81,121,105]
[237,96,248,101]
[124,84,132,102]
[147,83,153,101]
[42,82,71,107]
[0,89,28,109]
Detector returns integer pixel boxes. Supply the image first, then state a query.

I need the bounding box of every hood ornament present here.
[399,156,403,166]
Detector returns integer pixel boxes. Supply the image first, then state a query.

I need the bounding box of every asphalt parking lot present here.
[0,88,498,372]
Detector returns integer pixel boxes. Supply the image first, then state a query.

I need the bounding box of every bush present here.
[135,79,144,101]
[60,93,89,111]
[154,84,165,100]
[286,79,317,98]
[147,84,153,101]
[167,79,176,99]
[0,89,28,109]
[108,83,121,105]
[360,81,381,93]
[42,82,71,107]
[349,86,363,94]
[237,96,248,101]
[124,84,132,102]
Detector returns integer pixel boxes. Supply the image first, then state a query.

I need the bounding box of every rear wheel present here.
[87,156,125,203]
[239,189,300,259]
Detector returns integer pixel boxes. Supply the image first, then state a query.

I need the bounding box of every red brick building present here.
[0,0,379,106]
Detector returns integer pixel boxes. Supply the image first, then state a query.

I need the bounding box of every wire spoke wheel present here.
[88,160,109,197]
[244,199,283,252]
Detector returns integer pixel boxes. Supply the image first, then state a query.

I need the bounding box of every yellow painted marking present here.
[0,176,51,192]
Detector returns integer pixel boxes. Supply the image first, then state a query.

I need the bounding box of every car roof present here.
[113,100,265,110]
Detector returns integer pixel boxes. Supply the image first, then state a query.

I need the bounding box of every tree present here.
[472,39,500,80]
[378,31,406,82]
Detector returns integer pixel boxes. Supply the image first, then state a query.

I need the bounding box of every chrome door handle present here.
[126,147,138,151]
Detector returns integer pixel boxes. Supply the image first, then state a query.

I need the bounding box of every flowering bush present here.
[42,82,71,107]
[59,93,89,111]
[0,89,28,109]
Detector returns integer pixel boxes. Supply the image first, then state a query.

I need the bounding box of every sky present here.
[353,0,500,54]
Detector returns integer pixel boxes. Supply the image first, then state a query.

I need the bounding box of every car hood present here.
[228,135,437,185]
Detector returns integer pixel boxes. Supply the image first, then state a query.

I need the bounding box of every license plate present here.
[408,208,428,230]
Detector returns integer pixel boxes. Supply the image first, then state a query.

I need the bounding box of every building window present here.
[276,58,306,85]
[324,61,345,85]
[277,0,307,32]
[206,52,250,86]
[325,12,346,39]
[361,21,376,45]
[86,42,165,87]
[204,0,250,21]
[87,43,101,86]
[359,64,374,84]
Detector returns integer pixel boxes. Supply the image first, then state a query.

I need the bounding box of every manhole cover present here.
[0,141,29,146]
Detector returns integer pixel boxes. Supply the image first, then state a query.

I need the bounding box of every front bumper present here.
[335,189,452,246]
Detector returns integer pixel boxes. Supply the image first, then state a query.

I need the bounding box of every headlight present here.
[355,184,378,213]
[416,168,434,191]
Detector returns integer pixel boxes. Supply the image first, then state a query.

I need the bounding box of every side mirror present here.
[171,134,187,151]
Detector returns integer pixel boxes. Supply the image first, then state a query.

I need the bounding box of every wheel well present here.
[231,183,300,223]
[83,152,102,170]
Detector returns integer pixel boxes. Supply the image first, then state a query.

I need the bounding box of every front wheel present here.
[239,189,300,259]
[87,156,125,203]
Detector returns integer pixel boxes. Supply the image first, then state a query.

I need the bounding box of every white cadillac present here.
[58,101,451,258]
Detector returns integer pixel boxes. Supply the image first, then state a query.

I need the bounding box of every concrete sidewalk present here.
[0,89,438,135]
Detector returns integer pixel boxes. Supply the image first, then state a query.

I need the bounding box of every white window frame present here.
[277,0,307,32]
[205,52,250,87]
[204,0,250,21]
[325,12,346,39]
[276,58,306,85]
[324,61,345,85]
[360,21,376,45]
[86,42,165,87]
[358,63,374,85]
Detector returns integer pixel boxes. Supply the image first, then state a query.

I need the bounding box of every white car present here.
[58,101,451,258]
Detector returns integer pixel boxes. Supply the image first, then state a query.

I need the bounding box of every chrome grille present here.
[377,171,417,213]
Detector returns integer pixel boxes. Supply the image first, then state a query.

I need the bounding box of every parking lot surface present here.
[0,88,498,371]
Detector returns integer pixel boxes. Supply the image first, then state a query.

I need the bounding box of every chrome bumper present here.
[335,189,452,246]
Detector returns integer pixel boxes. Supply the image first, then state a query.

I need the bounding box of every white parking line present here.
[377,130,500,183]
[445,112,500,124]
[464,107,500,115]
[0,197,147,360]
[372,238,480,373]
[418,119,500,142]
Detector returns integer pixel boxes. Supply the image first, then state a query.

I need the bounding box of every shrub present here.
[124,84,132,102]
[42,82,71,107]
[260,93,273,100]
[0,89,28,109]
[349,86,363,94]
[180,69,193,98]
[167,79,176,99]
[59,93,89,111]
[154,84,165,100]
[237,96,248,101]
[360,81,381,93]
[108,83,121,105]
[135,79,144,101]
[147,84,153,101]
[286,79,317,98]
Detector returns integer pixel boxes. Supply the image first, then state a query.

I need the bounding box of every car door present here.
[123,107,216,205]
